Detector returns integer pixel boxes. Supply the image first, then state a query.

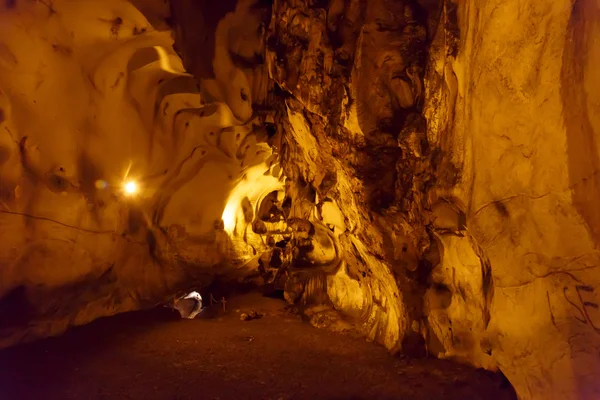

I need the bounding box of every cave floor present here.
[0,294,515,400]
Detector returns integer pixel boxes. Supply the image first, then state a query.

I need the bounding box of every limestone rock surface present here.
[262,0,600,398]
[1,1,599,399]
[0,0,276,347]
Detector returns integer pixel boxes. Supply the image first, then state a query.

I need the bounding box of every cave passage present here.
[0,293,515,400]
[0,0,598,399]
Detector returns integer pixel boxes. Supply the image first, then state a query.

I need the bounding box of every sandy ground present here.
[0,294,516,400]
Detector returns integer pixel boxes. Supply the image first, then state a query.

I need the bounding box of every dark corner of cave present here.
[0,0,598,399]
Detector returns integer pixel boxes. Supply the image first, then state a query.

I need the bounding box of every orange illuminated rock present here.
[1,1,599,399]
[0,0,276,347]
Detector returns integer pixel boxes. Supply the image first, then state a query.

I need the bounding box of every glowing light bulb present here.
[123,180,138,196]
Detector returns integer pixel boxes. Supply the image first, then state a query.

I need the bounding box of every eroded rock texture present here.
[0,0,599,399]
[0,0,279,346]
[261,0,437,354]
[259,0,600,398]
[448,1,600,398]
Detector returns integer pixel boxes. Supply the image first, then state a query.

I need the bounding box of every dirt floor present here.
[0,294,516,400]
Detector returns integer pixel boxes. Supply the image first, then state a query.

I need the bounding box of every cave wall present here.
[263,0,600,398]
[447,1,600,398]
[0,0,599,399]
[263,0,446,355]
[0,0,276,347]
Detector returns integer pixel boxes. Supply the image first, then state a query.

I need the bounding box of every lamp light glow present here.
[123,180,138,196]
[222,203,237,232]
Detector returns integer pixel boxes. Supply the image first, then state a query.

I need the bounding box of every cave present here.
[0,0,597,399]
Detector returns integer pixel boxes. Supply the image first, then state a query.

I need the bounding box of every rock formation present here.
[0,0,279,346]
[0,0,599,399]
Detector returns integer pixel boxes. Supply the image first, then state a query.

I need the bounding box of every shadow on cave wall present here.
[560,0,600,397]
[169,0,238,80]
[169,0,272,96]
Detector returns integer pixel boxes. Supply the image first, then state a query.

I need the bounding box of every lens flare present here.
[94,180,108,190]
